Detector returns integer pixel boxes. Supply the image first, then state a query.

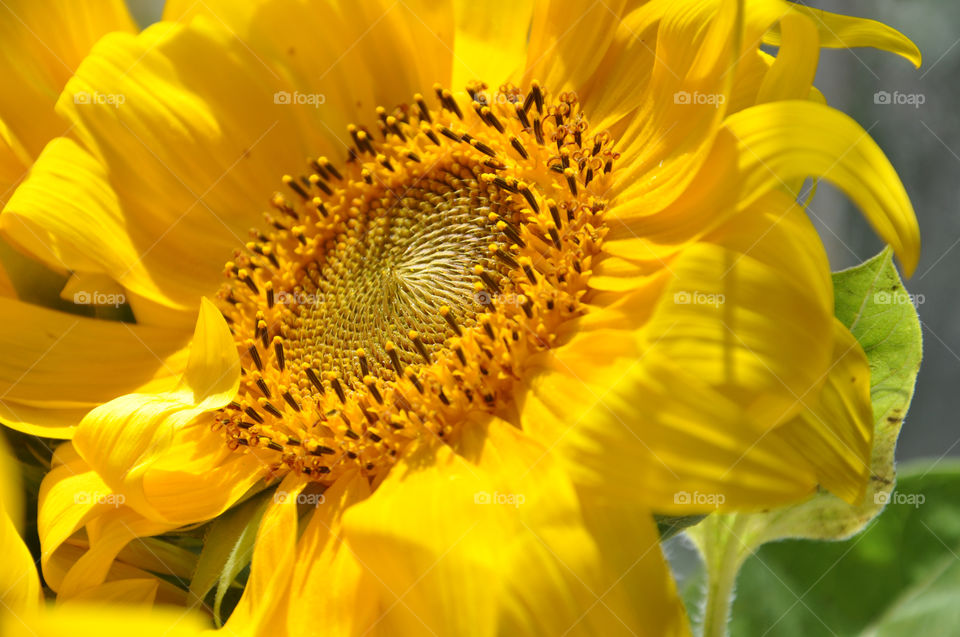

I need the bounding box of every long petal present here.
[722,100,921,275]
[71,299,264,524]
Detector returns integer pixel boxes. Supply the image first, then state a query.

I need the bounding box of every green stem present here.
[699,515,751,637]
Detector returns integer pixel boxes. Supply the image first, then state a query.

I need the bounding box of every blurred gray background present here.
[124,0,958,461]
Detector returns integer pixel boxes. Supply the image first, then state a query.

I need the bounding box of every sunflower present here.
[0,431,210,635]
[0,0,920,633]
[0,1,142,311]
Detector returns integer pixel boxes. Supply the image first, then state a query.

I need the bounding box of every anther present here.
[305,367,325,394]
[283,391,301,412]
[319,157,342,180]
[364,375,383,404]
[260,400,283,418]
[244,406,264,424]
[510,136,529,159]
[440,305,462,336]
[563,167,578,195]
[248,343,263,371]
[547,199,562,228]
[256,377,272,399]
[414,93,431,122]
[282,175,310,200]
[409,330,430,363]
[406,367,424,393]
[518,183,539,213]
[386,342,404,376]
[273,336,285,372]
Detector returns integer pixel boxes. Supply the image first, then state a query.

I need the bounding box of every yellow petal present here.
[342,417,689,635]
[765,5,922,68]
[71,299,262,524]
[0,296,189,437]
[722,100,921,275]
[223,474,307,634]
[0,435,42,615]
[451,0,535,90]
[164,0,453,131]
[285,473,376,636]
[521,333,819,513]
[611,0,740,208]
[773,320,873,504]
[756,11,820,103]
[43,21,337,311]
[0,604,209,637]
[638,191,835,428]
[2,137,137,294]
[0,0,136,159]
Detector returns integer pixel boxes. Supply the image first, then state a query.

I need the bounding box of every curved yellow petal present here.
[285,473,375,637]
[42,20,337,311]
[765,5,922,68]
[772,320,873,504]
[521,332,819,513]
[0,435,42,615]
[610,0,741,211]
[0,297,189,437]
[723,100,920,276]
[165,0,453,124]
[756,11,820,103]
[0,0,136,159]
[342,418,689,636]
[451,0,535,90]
[637,191,834,429]
[224,473,307,634]
[523,0,627,95]
[71,299,263,525]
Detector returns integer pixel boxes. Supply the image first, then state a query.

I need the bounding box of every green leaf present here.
[730,463,960,636]
[685,249,923,636]
[190,490,271,625]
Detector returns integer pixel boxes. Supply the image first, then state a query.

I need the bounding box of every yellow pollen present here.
[214,82,617,483]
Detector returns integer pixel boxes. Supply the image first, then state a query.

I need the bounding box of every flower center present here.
[214,81,617,483]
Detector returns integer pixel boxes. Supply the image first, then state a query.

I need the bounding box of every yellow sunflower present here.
[0,0,921,634]
[1,432,209,635]
[0,0,141,309]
